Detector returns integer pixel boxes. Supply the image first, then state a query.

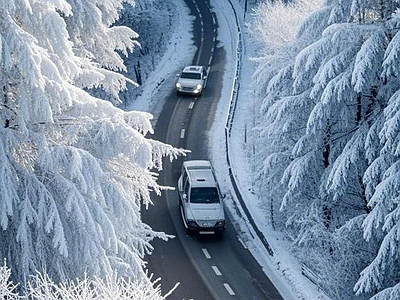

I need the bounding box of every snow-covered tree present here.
[354,9,400,296]
[249,0,400,298]
[0,0,184,287]
[248,0,324,231]
[0,260,177,299]
[0,261,19,299]
[117,0,181,104]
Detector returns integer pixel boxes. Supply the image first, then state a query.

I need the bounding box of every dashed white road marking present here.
[180,129,185,139]
[212,265,222,276]
[189,101,195,109]
[202,248,211,259]
[224,283,235,296]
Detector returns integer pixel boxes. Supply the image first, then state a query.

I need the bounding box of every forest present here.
[249,0,400,299]
[0,0,182,298]
[0,0,399,299]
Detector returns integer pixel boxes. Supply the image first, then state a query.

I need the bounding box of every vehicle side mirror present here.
[183,194,188,202]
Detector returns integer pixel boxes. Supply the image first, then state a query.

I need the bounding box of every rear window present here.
[190,187,219,203]
[181,72,201,80]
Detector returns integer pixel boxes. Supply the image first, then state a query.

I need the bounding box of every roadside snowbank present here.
[124,2,194,122]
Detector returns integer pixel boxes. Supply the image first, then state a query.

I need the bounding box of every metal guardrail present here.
[223,0,274,257]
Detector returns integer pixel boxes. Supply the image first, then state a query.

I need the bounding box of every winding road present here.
[142,1,283,299]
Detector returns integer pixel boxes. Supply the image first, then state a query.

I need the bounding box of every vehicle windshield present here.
[181,72,201,80]
[190,187,219,203]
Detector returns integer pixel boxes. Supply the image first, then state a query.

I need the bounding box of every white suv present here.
[175,66,208,96]
[178,160,225,236]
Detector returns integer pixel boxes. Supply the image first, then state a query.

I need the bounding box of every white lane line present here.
[180,129,185,139]
[208,56,213,66]
[189,101,195,109]
[223,283,235,296]
[212,265,222,276]
[202,248,211,259]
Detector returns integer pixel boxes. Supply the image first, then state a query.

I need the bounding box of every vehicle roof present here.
[183,160,217,188]
[182,65,204,73]
[183,160,211,168]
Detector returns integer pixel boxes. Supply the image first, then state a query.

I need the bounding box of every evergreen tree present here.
[250,0,400,298]
[0,261,177,299]
[354,7,400,296]
[0,0,183,286]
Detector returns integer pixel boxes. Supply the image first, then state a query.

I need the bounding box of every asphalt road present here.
[142,0,284,299]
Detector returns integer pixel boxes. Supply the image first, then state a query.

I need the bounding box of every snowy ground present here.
[127,0,330,299]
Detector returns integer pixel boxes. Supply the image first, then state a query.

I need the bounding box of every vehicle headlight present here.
[176,82,181,88]
[216,220,225,227]
[196,84,203,90]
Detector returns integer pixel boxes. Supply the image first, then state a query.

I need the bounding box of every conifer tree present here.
[0,0,183,285]
[250,0,400,298]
